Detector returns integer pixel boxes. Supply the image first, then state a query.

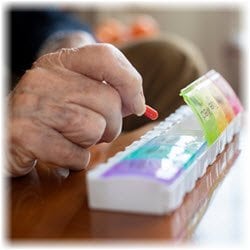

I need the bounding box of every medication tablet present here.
[87,71,243,215]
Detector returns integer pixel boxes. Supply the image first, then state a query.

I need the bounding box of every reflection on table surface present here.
[8,131,242,243]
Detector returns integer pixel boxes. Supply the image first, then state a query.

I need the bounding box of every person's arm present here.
[10,9,95,77]
[8,10,146,177]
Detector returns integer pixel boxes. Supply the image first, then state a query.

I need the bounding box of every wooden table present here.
[8,123,245,244]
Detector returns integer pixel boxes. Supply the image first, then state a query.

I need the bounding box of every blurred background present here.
[65,5,243,102]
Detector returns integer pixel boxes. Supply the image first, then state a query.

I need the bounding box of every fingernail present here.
[133,92,146,116]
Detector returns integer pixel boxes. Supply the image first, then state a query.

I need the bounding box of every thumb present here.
[36,44,146,116]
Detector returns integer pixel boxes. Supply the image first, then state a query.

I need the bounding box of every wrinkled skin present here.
[8,43,146,177]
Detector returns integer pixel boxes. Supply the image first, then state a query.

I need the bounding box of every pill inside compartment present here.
[102,116,207,185]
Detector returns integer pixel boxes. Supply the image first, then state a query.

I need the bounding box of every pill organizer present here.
[86,70,243,215]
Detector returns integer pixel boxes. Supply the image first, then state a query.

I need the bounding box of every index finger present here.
[57,44,146,116]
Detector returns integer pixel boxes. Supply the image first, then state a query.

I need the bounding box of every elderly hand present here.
[7,44,146,176]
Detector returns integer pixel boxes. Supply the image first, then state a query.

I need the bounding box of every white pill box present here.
[86,105,242,215]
